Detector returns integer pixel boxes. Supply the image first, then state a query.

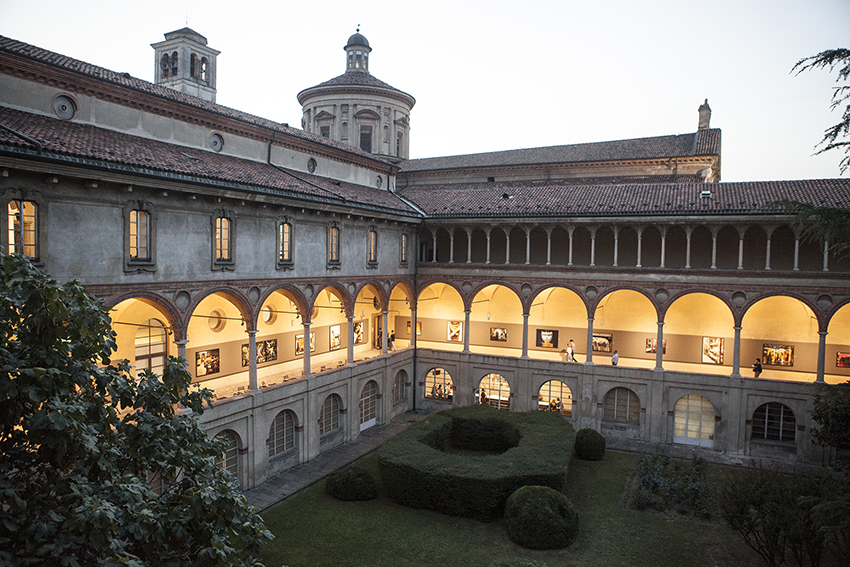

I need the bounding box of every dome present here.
[346,32,370,49]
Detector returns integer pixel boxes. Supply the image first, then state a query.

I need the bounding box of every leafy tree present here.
[0,253,273,566]
[810,382,850,454]
[793,48,850,174]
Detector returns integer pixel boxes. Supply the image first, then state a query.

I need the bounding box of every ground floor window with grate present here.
[752,402,796,444]
[538,380,572,416]
[603,387,640,424]
[268,410,296,458]
[478,373,511,410]
[425,368,453,401]
[215,430,240,482]
[320,394,342,436]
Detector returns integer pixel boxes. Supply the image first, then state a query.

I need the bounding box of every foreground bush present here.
[627,453,711,518]
[326,467,378,501]
[574,428,606,460]
[504,485,579,549]
[378,405,575,520]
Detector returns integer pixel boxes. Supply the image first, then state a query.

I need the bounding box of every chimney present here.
[698,99,711,130]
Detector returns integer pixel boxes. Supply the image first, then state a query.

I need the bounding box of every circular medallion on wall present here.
[816,294,833,310]
[248,286,261,304]
[304,284,314,298]
[376,175,382,189]
[462,281,473,294]
[209,133,224,152]
[585,286,598,299]
[308,158,317,173]
[731,291,747,306]
[655,288,669,302]
[209,310,226,332]
[521,283,533,297]
[261,305,277,325]
[175,290,191,311]
[52,94,76,120]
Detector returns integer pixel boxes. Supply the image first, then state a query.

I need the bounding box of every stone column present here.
[659,227,667,268]
[462,309,471,354]
[486,230,491,264]
[466,229,472,263]
[546,228,552,266]
[765,233,772,270]
[410,305,418,349]
[823,241,830,272]
[432,232,437,263]
[636,228,643,268]
[521,312,529,359]
[568,227,574,266]
[382,310,389,355]
[247,329,259,392]
[175,339,189,364]
[525,227,531,265]
[302,322,312,378]
[585,317,594,365]
[711,230,718,269]
[685,226,692,269]
[817,331,827,383]
[613,226,619,267]
[793,235,800,271]
[347,315,355,365]
[449,230,455,263]
[655,321,664,371]
[731,325,741,378]
[505,230,511,264]
[589,227,597,267]
[737,231,744,270]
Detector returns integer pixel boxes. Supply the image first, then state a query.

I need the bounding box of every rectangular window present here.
[359,127,372,153]
[400,233,408,264]
[216,217,231,261]
[368,229,378,263]
[320,126,330,138]
[279,222,292,262]
[328,226,339,263]
[129,210,150,260]
[8,200,37,258]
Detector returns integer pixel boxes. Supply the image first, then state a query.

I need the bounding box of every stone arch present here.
[617,225,639,267]
[528,226,548,264]
[508,226,525,264]
[742,225,768,270]
[424,367,454,401]
[769,225,796,271]
[434,226,452,263]
[489,226,507,264]
[469,227,488,263]
[186,287,252,331]
[593,288,659,365]
[538,380,573,416]
[689,225,713,269]
[664,291,735,370]
[602,387,640,424]
[665,225,687,269]
[715,225,739,270]
[550,225,570,265]
[452,227,470,263]
[477,373,511,410]
[595,226,615,267]
[109,296,182,374]
[572,226,592,266]
[106,292,183,340]
[469,284,523,354]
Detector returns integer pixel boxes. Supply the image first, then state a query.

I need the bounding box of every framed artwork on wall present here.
[645,338,667,354]
[295,332,316,355]
[702,337,724,364]
[763,344,794,366]
[536,329,559,348]
[837,352,850,368]
[196,349,220,377]
[490,327,508,342]
[329,325,342,350]
[592,333,612,352]
[241,339,278,367]
[406,320,422,335]
[447,321,463,342]
[353,321,365,344]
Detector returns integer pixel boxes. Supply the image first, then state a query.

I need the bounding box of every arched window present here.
[170,52,178,74]
[328,224,340,264]
[319,394,342,436]
[752,402,796,444]
[538,380,572,416]
[200,57,209,83]
[393,370,407,403]
[135,318,167,376]
[425,368,453,401]
[268,410,296,458]
[368,229,378,264]
[215,430,240,479]
[478,373,510,410]
[160,53,171,77]
[190,53,198,78]
[673,394,715,447]
[603,387,640,424]
[360,381,378,431]
[7,200,38,258]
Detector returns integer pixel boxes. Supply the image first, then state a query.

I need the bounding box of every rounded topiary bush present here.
[574,428,606,461]
[504,485,579,550]
[325,466,378,501]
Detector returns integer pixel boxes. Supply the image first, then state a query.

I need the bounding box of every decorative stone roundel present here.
[248,286,261,304]
[175,290,191,311]
[53,94,76,120]
[307,158,317,173]
[348,282,357,295]
[209,133,224,152]
[585,286,598,299]
[731,291,747,306]
[817,294,833,310]
[521,283,533,297]
[654,288,669,302]
[304,284,314,298]
[462,281,473,294]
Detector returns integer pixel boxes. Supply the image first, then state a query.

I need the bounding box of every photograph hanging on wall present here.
[295,332,316,355]
[592,333,612,353]
[702,337,724,365]
[406,320,422,335]
[490,327,508,342]
[353,321,365,344]
[241,339,278,367]
[763,343,794,367]
[837,352,850,368]
[447,321,463,342]
[645,338,667,354]
[195,349,220,377]
[329,325,342,350]
[536,329,559,348]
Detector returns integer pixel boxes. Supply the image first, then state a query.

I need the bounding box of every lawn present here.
[260,450,760,567]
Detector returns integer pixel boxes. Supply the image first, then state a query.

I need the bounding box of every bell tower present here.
[151,28,219,103]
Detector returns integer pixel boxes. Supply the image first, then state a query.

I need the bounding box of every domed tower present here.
[297,29,415,161]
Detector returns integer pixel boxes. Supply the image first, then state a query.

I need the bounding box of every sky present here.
[1,0,848,181]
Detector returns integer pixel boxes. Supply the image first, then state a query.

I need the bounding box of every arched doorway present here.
[360,380,379,431]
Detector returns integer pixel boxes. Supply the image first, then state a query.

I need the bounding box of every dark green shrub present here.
[325,466,377,501]
[504,485,579,550]
[574,428,606,460]
[628,453,710,518]
[378,405,575,520]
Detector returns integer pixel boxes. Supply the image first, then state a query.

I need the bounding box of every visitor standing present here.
[752,358,762,378]
[611,350,619,366]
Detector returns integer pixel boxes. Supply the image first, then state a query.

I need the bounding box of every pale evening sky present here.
[1,0,848,181]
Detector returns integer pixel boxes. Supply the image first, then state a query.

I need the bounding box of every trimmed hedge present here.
[378,405,575,520]
[574,428,606,461]
[504,485,579,549]
[325,466,378,501]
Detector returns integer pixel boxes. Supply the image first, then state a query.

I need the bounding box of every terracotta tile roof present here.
[400,130,721,173]
[399,179,850,218]
[297,71,415,105]
[0,106,417,215]
[0,35,395,166]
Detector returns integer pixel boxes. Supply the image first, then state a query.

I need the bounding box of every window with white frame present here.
[319,394,341,436]
[211,210,235,270]
[673,394,715,447]
[7,200,38,258]
[130,210,150,260]
[123,201,156,271]
[215,217,231,260]
[277,219,293,267]
[135,318,167,376]
[215,430,240,480]
[603,387,640,424]
[360,381,378,431]
[752,402,796,444]
[268,410,296,458]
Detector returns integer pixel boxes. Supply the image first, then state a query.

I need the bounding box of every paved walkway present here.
[245,410,430,511]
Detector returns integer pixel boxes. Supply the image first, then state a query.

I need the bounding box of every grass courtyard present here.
[259,450,760,567]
